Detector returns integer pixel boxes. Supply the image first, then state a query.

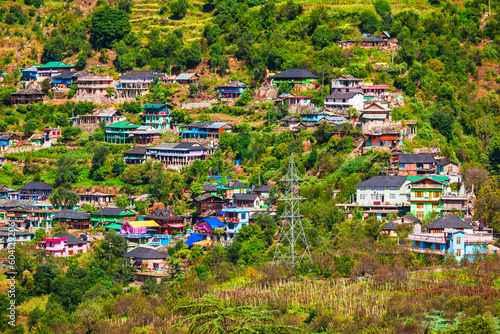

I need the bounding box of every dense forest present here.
[0,0,499,332]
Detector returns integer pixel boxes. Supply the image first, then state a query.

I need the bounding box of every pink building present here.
[42,127,61,144]
[277,93,311,106]
[39,233,89,257]
[120,220,159,236]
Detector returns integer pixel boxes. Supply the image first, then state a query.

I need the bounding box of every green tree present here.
[449,316,496,334]
[114,194,129,209]
[487,133,500,174]
[91,145,110,179]
[50,187,79,208]
[312,25,335,49]
[76,51,88,70]
[236,89,253,106]
[90,5,131,49]
[171,0,189,20]
[41,78,51,93]
[430,111,454,142]
[23,119,38,136]
[359,9,380,34]
[61,126,82,142]
[95,231,128,258]
[55,156,78,188]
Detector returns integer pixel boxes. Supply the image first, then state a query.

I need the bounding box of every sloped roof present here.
[228,181,249,189]
[53,210,90,220]
[426,216,473,230]
[197,218,225,229]
[140,103,172,109]
[325,92,361,99]
[38,61,74,69]
[105,121,139,129]
[123,247,167,259]
[0,133,18,140]
[355,176,407,188]
[402,214,420,222]
[176,73,197,80]
[202,182,218,192]
[18,182,53,191]
[336,75,362,80]
[398,154,437,164]
[124,147,148,155]
[12,88,45,96]
[195,193,223,202]
[233,193,259,201]
[271,69,319,79]
[121,71,161,79]
[124,220,159,228]
[218,81,250,88]
[53,233,87,245]
[0,199,35,208]
[52,71,78,79]
[254,185,272,192]
[438,160,459,166]
[91,208,135,216]
[185,233,204,246]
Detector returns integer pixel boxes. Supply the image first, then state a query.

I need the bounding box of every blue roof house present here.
[20,65,39,81]
[180,121,231,139]
[224,208,250,238]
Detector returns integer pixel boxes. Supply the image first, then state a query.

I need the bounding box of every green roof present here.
[38,61,75,69]
[120,211,136,216]
[105,121,140,129]
[140,103,167,109]
[105,224,122,230]
[407,176,450,185]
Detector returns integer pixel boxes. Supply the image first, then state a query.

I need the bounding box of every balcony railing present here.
[409,247,446,255]
[411,184,442,189]
[408,234,446,243]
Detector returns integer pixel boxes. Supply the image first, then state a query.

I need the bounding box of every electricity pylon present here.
[273,153,311,268]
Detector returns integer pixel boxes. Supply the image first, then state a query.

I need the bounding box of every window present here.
[456,237,461,245]
[359,194,366,200]
[389,187,397,191]
[417,203,424,209]
[389,194,396,200]
[432,192,441,198]
[241,213,246,219]
[456,249,462,257]
[415,191,424,198]
[432,203,439,210]
[416,211,424,219]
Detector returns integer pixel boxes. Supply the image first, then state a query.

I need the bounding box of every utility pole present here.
[273,153,311,268]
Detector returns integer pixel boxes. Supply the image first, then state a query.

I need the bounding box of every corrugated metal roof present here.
[176,73,197,80]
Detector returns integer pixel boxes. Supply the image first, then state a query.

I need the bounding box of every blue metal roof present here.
[207,122,227,129]
[185,233,204,246]
[197,218,225,229]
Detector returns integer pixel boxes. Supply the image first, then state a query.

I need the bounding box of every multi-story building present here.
[331,75,364,93]
[267,69,319,91]
[146,142,210,167]
[39,233,89,257]
[17,182,53,201]
[128,125,160,145]
[20,65,39,81]
[140,103,173,130]
[76,75,114,100]
[11,88,45,104]
[398,154,437,176]
[408,176,449,220]
[36,61,75,78]
[408,216,492,262]
[323,92,364,110]
[104,121,140,144]
[90,208,136,225]
[42,127,61,144]
[180,121,231,140]
[123,147,148,165]
[51,71,78,88]
[116,70,162,99]
[52,210,91,230]
[217,81,250,99]
[341,176,410,220]
[0,227,33,249]
[224,208,250,238]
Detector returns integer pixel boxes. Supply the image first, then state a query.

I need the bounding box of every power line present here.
[273,153,311,268]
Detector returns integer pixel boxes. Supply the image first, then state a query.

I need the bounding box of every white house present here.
[324,92,364,111]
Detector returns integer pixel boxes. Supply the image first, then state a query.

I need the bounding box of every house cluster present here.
[339,31,397,49]
[381,213,494,262]
[338,154,467,221]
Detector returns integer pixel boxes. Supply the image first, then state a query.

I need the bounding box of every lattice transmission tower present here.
[273,153,311,268]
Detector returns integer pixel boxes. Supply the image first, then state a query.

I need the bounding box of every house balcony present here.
[409,247,446,255]
[441,204,466,211]
[77,84,112,89]
[408,233,447,244]
[411,184,443,189]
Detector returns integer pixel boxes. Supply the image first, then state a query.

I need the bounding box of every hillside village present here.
[0,0,499,332]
